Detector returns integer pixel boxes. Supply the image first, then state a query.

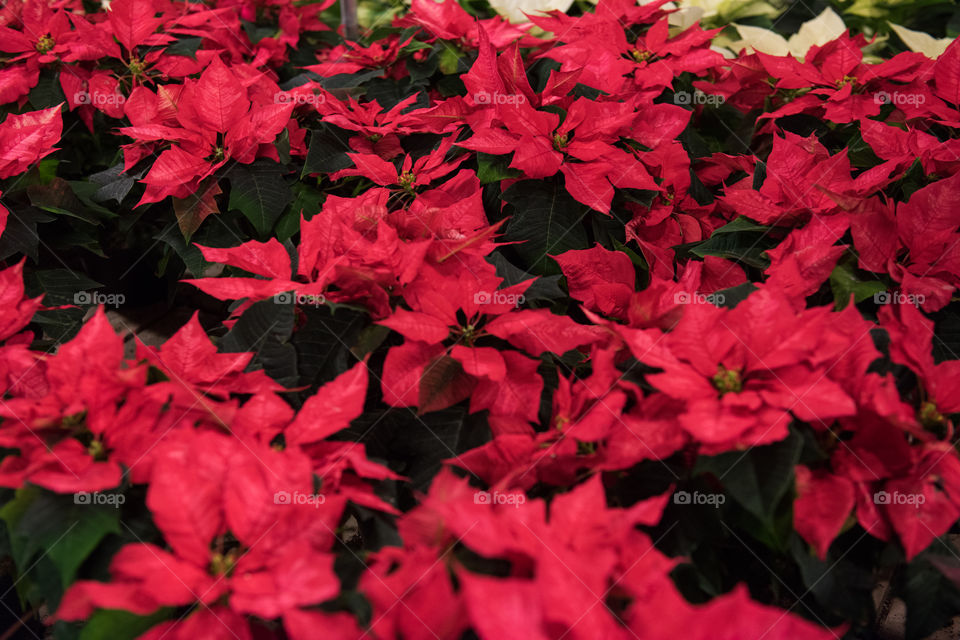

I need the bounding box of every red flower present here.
[622,287,857,452]
[124,56,293,205]
[56,431,349,633]
[0,105,63,178]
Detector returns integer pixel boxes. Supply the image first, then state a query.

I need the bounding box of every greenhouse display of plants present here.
[1,0,960,636]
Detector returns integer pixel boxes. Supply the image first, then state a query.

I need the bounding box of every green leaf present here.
[241,19,276,44]
[227,160,292,236]
[488,251,565,303]
[36,156,60,184]
[0,488,122,588]
[400,39,432,54]
[847,131,883,169]
[476,152,521,184]
[155,224,209,278]
[342,407,486,491]
[22,554,65,612]
[362,78,428,112]
[437,46,463,75]
[790,535,876,622]
[903,557,960,640]
[27,178,99,224]
[290,183,325,223]
[69,178,122,215]
[687,169,714,205]
[695,428,802,526]
[710,216,771,234]
[29,70,66,109]
[78,608,173,640]
[25,268,102,306]
[24,268,102,343]
[302,125,354,177]
[254,340,299,389]
[274,206,301,243]
[612,238,648,270]
[931,308,960,364]
[276,127,291,165]
[752,159,767,190]
[164,36,202,59]
[46,223,107,258]
[352,324,390,359]
[573,83,606,100]
[320,68,385,91]
[714,281,758,309]
[829,261,886,309]
[220,298,295,382]
[684,229,774,269]
[502,179,591,275]
[290,304,370,388]
[0,206,55,262]
[0,486,39,545]
[407,48,439,82]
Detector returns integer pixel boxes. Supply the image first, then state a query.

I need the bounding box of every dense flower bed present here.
[1,0,960,637]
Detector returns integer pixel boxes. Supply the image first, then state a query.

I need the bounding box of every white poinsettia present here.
[888,22,953,59]
[728,7,846,58]
[630,0,778,29]
[487,0,575,24]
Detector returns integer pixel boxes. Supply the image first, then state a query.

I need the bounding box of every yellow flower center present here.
[834,75,856,89]
[919,401,944,428]
[35,35,55,54]
[712,365,742,395]
[210,548,240,576]
[128,58,146,76]
[552,132,569,152]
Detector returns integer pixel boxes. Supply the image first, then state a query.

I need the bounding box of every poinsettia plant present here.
[1,0,960,637]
